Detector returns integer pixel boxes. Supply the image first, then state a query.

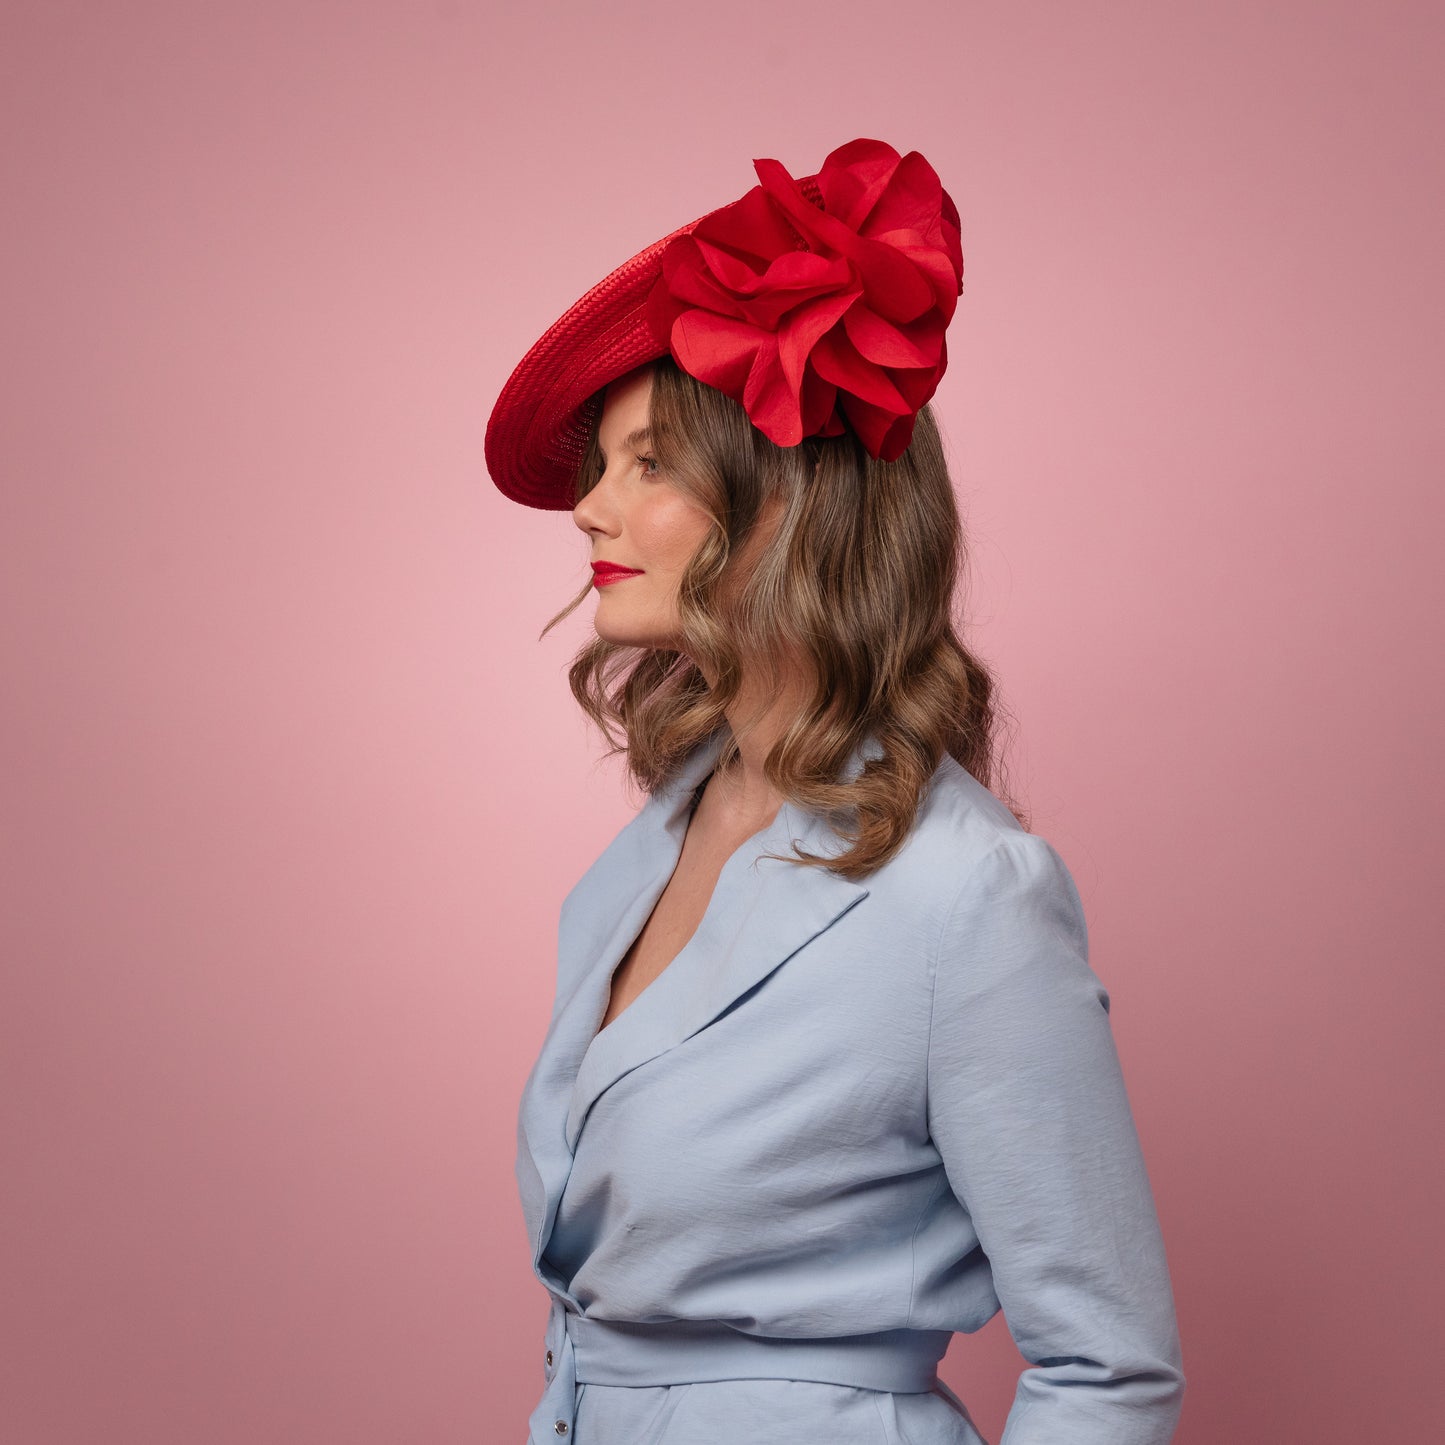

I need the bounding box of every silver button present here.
[553,1421,569,1435]
[545,1349,553,1366]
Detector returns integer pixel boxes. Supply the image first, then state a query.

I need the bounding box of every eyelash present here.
[595,452,660,479]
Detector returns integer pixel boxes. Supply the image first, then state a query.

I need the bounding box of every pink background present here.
[2,2,1440,1441]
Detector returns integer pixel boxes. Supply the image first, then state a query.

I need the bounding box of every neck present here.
[705,662,814,823]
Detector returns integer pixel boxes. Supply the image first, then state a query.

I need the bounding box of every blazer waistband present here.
[565,1313,951,1393]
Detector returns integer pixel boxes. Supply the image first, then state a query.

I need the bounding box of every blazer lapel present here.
[519,726,880,1295]
[564,799,869,1149]
[518,727,730,1295]
[563,729,880,1151]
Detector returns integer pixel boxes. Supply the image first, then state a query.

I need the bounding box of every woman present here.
[485,138,1185,1445]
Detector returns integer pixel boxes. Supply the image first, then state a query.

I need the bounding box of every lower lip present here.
[593,571,643,588]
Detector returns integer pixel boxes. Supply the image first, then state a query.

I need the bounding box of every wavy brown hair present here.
[540,354,1029,881]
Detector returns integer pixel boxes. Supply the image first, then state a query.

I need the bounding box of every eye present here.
[592,453,660,479]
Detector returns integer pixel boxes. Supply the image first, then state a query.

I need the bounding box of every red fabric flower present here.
[644,138,964,462]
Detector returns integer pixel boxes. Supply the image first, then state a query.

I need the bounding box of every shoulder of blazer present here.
[904,758,1089,977]
[552,742,1036,990]
[884,752,1028,870]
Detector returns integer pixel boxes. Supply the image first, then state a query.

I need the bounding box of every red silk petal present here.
[736,251,854,330]
[752,156,862,261]
[810,328,912,412]
[741,339,804,447]
[660,236,748,316]
[842,302,940,369]
[863,150,946,242]
[777,288,859,393]
[874,235,962,319]
[889,356,945,410]
[849,235,935,321]
[670,309,765,398]
[815,137,903,232]
[646,137,963,460]
[798,366,840,438]
[696,183,800,261]
[690,234,770,295]
[840,389,916,461]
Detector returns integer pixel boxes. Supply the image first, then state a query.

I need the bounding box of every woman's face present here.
[572,365,713,650]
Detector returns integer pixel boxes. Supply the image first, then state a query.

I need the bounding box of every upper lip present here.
[591,560,644,575]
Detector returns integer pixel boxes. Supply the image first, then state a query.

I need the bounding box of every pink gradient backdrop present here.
[2,2,1440,1441]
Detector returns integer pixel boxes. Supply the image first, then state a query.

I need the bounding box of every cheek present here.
[634,492,710,568]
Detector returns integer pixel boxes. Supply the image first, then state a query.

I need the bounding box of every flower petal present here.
[645,137,964,460]
[810,327,912,412]
[740,338,804,447]
[842,302,942,369]
[816,137,904,232]
[670,309,767,398]
[777,287,860,393]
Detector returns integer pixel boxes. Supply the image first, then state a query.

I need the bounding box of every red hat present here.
[484,137,965,511]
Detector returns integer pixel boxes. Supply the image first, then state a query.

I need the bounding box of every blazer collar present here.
[520,725,879,1299]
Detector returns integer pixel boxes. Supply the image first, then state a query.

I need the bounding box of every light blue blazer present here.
[515,727,1185,1444]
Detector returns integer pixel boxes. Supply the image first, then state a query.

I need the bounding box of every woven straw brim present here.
[484,168,830,512]
[483,209,717,511]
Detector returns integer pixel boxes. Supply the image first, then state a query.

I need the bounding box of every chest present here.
[597,839,728,1031]
[597,769,791,1032]
[548,897,940,1270]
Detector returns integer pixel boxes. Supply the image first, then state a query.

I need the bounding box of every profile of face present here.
[572,365,713,650]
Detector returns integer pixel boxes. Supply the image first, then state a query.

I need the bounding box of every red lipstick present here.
[591,561,644,587]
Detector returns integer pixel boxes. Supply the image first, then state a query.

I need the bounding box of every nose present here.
[572,469,618,540]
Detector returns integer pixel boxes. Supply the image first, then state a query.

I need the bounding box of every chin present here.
[592,594,671,645]
[593,611,678,651]
[596,627,672,649]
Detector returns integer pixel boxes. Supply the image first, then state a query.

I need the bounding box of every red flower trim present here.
[645,138,964,461]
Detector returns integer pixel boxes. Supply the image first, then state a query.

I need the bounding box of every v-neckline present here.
[589,770,714,1045]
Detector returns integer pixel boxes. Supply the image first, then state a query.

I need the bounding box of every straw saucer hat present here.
[484,137,964,511]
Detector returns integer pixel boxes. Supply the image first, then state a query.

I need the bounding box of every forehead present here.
[598,364,654,439]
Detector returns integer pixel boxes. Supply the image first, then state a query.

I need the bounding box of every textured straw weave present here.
[484,173,827,512]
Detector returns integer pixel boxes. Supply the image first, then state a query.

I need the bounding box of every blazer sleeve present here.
[925,832,1186,1445]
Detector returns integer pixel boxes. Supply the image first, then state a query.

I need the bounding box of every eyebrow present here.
[597,426,652,460]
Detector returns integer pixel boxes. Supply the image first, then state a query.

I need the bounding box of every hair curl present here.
[540,354,1029,881]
